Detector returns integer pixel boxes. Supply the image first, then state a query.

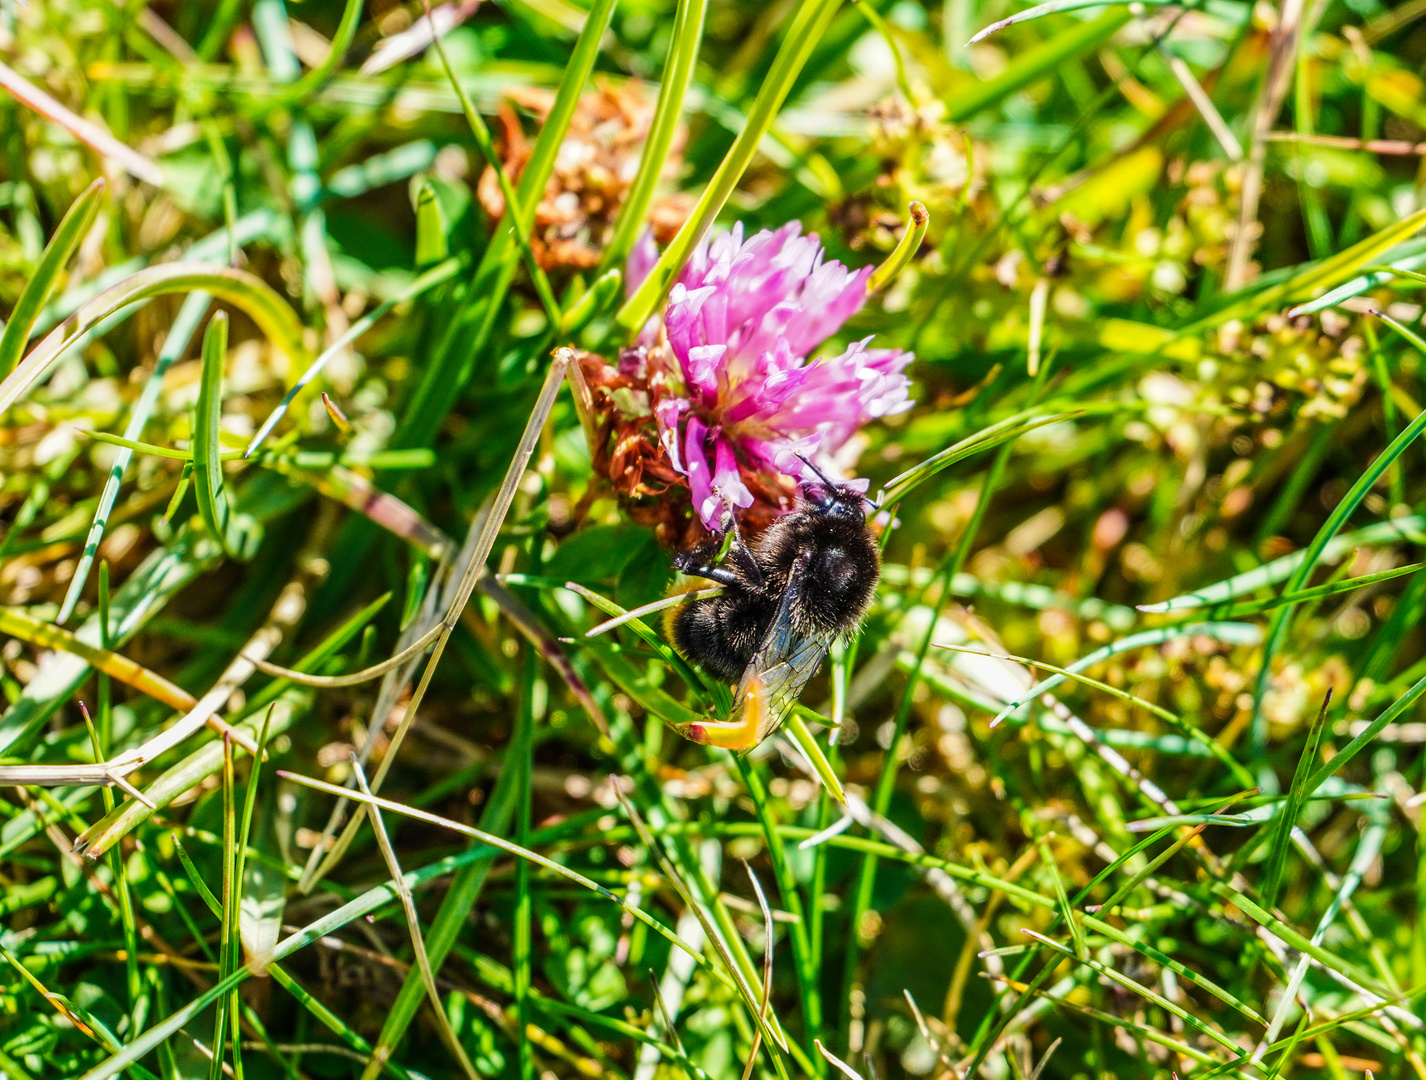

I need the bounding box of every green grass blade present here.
[990,621,1260,722]
[600,0,709,273]
[423,4,560,327]
[356,732,525,1080]
[877,410,1083,507]
[559,268,622,336]
[580,632,708,731]
[1,530,225,755]
[0,177,105,378]
[968,0,1185,44]
[350,758,481,1080]
[1036,834,1086,960]
[785,711,846,804]
[866,202,929,293]
[1252,376,1426,756]
[280,769,728,986]
[207,734,237,1080]
[58,291,213,623]
[732,755,818,1053]
[1374,307,1426,355]
[1032,931,1245,1051]
[414,181,448,268]
[1080,914,1266,1024]
[80,431,231,460]
[71,694,308,858]
[1214,885,1391,998]
[1290,242,1426,314]
[244,256,460,456]
[233,709,274,955]
[0,263,308,422]
[566,579,711,697]
[1141,517,1424,613]
[267,964,416,1080]
[77,844,511,1080]
[193,312,238,557]
[513,658,537,1080]
[279,0,363,104]
[1260,692,1332,911]
[33,212,276,337]
[1216,562,1423,618]
[947,10,1133,121]
[616,0,843,333]
[1304,673,1426,798]
[1203,207,1426,328]
[393,0,616,449]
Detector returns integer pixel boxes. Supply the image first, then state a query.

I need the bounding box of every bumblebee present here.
[667,461,880,750]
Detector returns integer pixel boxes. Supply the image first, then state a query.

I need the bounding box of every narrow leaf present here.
[1141,517,1425,612]
[617,0,843,332]
[785,712,846,804]
[1261,691,1333,911]
[192,311,254,559]
[0,177,105,377]
[947,11,1132,122]
[0,263,308,422]
[967,0,1181,44]
[414,181,448,268]
[600,0,709,273]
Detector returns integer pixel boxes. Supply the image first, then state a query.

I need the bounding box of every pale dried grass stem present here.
[0,60,164,185]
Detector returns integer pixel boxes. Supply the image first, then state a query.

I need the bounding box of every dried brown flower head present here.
[477,83,694,271]
[576,346,797,552]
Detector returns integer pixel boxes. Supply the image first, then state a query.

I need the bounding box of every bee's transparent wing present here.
[728,555,836,748]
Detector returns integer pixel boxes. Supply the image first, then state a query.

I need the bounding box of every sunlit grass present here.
[3,0,1426,1077]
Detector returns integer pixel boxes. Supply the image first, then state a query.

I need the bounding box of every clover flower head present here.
[647,222,914,528]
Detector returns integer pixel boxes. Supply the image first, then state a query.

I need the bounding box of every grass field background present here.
[3,0,1426,1077]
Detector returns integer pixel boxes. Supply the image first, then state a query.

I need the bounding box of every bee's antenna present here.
[793,452,836,489]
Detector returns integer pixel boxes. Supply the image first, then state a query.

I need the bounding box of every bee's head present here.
[793,454,873,523]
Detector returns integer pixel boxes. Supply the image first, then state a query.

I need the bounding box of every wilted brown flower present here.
[577,347,710,551]
[477,83,695,271]
[578,346,799,551]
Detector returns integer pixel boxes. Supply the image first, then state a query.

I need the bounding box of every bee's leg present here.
[674,516,763,589]
[721,510,765,588]
[673,542,744,587]
[675,562,744,588]
[678,674,769,751]
[681,714,760,750]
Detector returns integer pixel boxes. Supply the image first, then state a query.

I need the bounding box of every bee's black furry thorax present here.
[667,483,880,683]
[756,507,879,634]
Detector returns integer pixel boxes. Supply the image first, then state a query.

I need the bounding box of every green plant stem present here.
[615,0,844,334]
[355,734,525,1080]
[841,357,1051,1045]
[733,756,819,1062]
[514,651,538,1080]
[601,0,709,273]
